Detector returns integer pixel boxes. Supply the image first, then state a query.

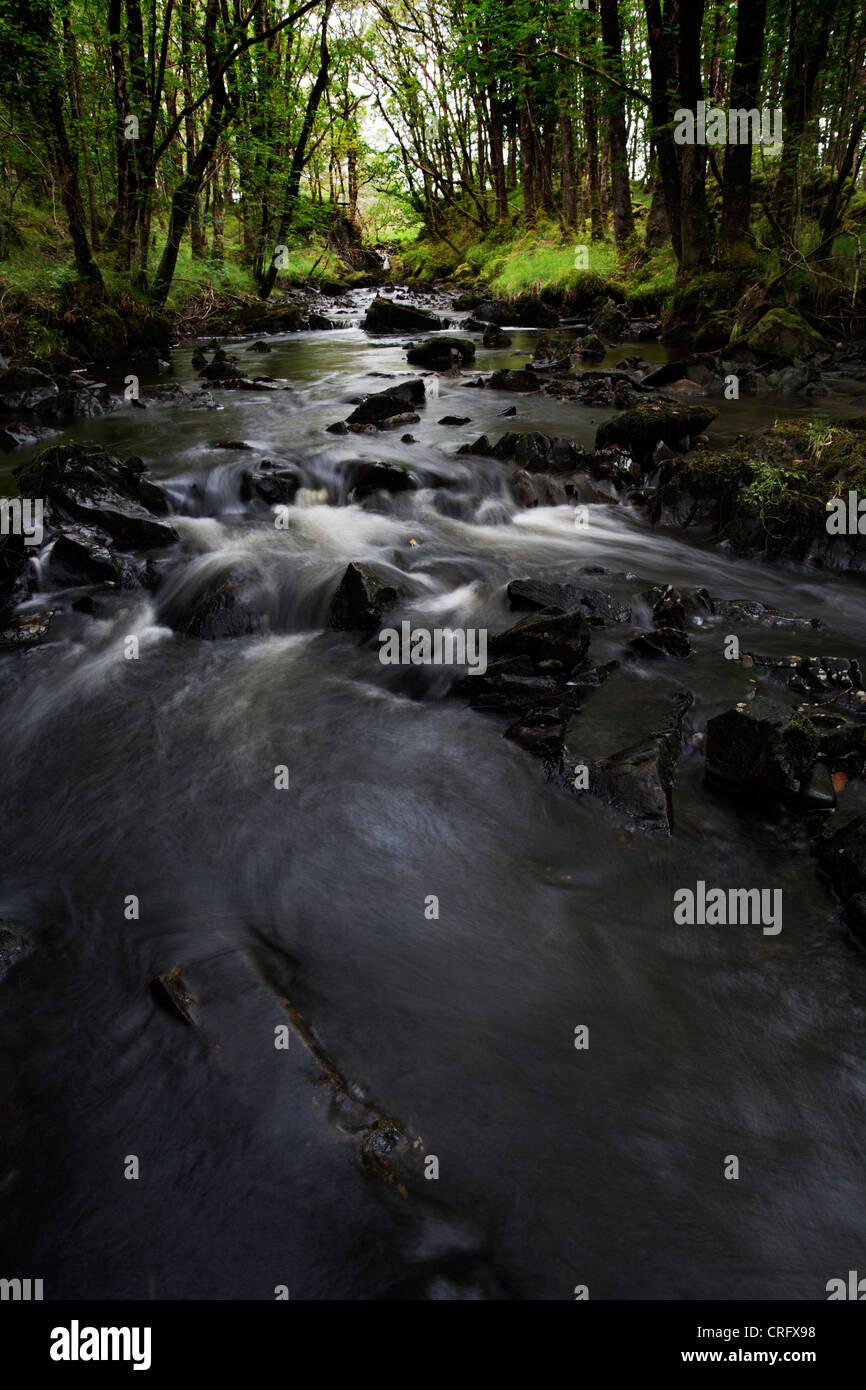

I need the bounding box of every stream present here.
[2,289,866,1300]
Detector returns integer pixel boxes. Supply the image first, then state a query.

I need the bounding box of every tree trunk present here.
[600,0,635,246]
[720,0,767,257]
[257,1,333,299]
[644,0,682,262]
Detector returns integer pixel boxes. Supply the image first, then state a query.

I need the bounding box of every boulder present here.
[744,308,830,359]
[48,526,142,588]
[590,299,630,340]
[240,468,301,507]
[0,366,59,412]
[640,361,689,388]
[816,817,866,945]
[364,297,442,333]
[159,564,266,639]
[576,333,606,359]
[487,369,540,393]
[595,403,718,463]
[348,462,417,500]
[346,379,426,427]
[569,693,692,834]
[489,607,591,674]
[507,579,630,625]
[704,697,820,806]
[482,323,512,348]
[406,337,475,369]
[327,562,398,631]
[15,444,177,550]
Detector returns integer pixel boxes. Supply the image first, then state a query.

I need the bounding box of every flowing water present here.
[2,294,866,1300]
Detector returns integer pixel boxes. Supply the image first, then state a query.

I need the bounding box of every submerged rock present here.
[567,692,692,835]
[0,607,54,648]
[0,922,29,981]
[627,626,693,660]
[151,966,197,1025]
[159,564,266,640]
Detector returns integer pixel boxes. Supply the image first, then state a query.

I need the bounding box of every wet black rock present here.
[346,379,426,427]
[0,366,60,411]
[742,653,866,715]
[589,300,630,340]
[0,922,29,982]
[160,564,267,640]
[201,358,246,382]
[575,334,606,359]
[705,696,821,807]
[505,709,567,755]
[640,362,689,388]
[365,297,442,333]
[483,324,512,348]
[438,415,472,427]
[489,607,592,674]
[151,967,197,1025]
[816,817,866,946]
[240,468,301,506]
[0,607,54,648]
[348,462,417,500]
[487,369,541,393]
[327,562,399,631]
[565,692,692,835]
[507,578,631,625]
[0,531,31,605]
[627,626,693,660]
[15,444,177,550]
[48,526,143,588]
[640,584,709,630]
[595,403,718,464]
[406,337,475,369]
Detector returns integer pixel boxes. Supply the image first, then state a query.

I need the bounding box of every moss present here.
[787,709,820,762]
[664,418,866,537]
[744,307,830,357]
[670,270,744,322]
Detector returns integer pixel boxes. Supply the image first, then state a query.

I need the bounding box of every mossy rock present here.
[63,304,126,361]
[670,270,743,323]
[595,402,719,461]
[695,312,735,350]
[744,308,830,358]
